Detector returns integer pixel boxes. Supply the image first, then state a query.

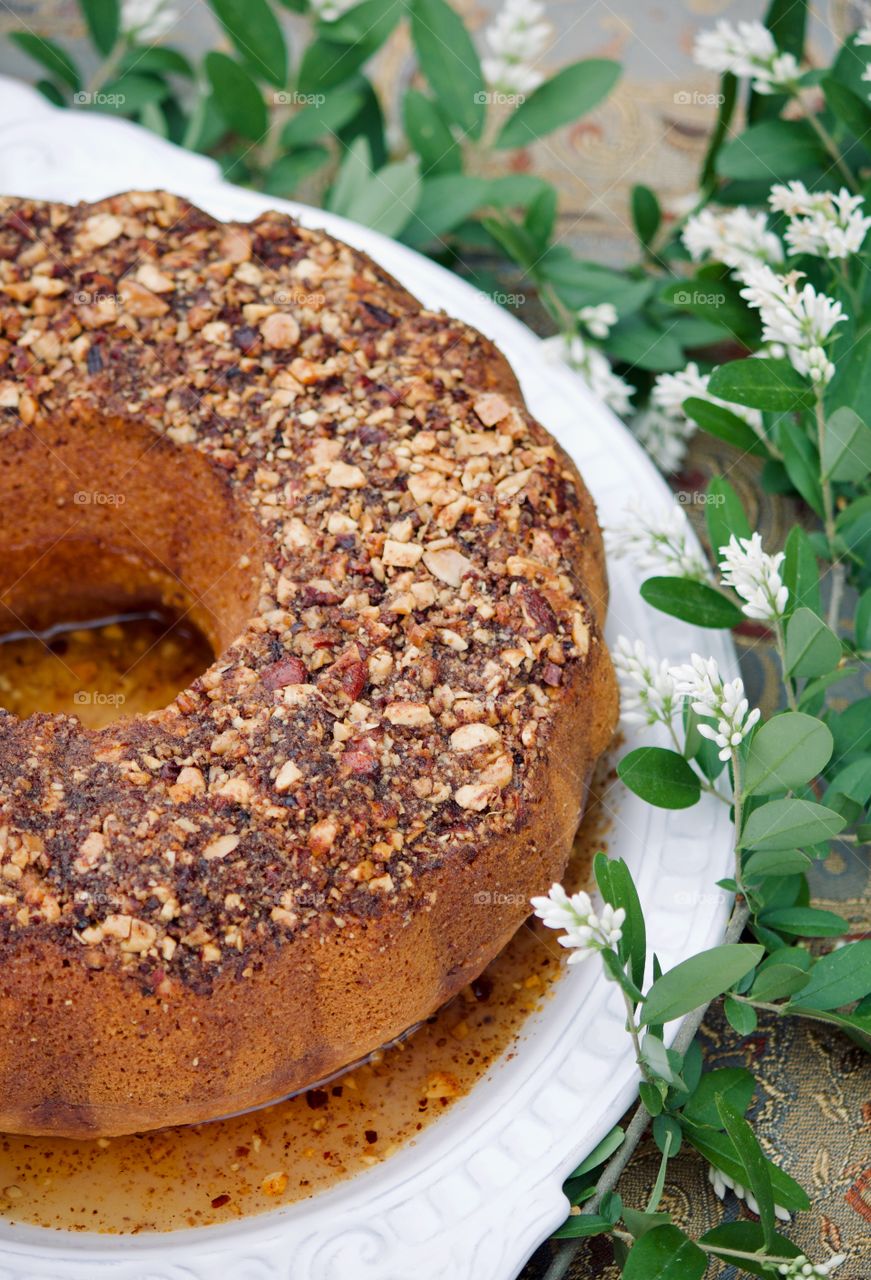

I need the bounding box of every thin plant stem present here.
[813,392,847,634]
[543,896,751,1280]
[773,620,799,711]
[814,393,838,556]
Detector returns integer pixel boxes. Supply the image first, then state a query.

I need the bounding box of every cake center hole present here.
[0,410,267,728]
[0,604,215,728]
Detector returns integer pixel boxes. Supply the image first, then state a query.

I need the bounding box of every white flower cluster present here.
[708,1164,792,1222]
[775,1255,846,1278]
[670,655,761,760]
[546,333,635,418]
[770,181,871,260]
[719,532,789,622]
[630,405,697,474]
[579,303,618,339]
[531,884,625,964]
[121,0,177,40]
[482,0,552,96]
[683,206,784,272]
[643,361,766,473]
[739,264,846,384]
[604,499,709,579]
[612,637,677,728]
[694,19,800,94]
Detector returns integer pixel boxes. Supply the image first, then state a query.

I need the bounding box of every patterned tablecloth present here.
[0,2,867,1276]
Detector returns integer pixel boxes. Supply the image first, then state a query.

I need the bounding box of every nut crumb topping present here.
[0,190,607,991]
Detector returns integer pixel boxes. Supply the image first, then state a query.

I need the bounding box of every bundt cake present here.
[0,191,617,1138]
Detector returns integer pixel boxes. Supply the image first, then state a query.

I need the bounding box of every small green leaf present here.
[701,1222,801,1278]
[281,86,365,147]
[204,53,267,140]
[743,847,812,879]
[785,607,842,678]
[402,89,460,174]
[36,79,66,106]
[10,33,81,90]
[496,59,620,149]
[743,711,834,796]
[717,1096,776,1249]
[552,1212,614,1239]
[410,0,485,139]
[822,405,871,483]
[825,757,871,820]
[322,0,405,45]
[786,940,871,1010]
[682,397,768,456]
[97,72,171,112]
[264,146,331,195]
[208,0,287,87]
[622,1208,672,1239]
[682,1121,810,1212]
[653,1113,682,1157]
[683,1067,755,1128]
[661,275,760,345]
[594,854,646,994]
[724,995,757,1034]
[741,798,846,850]
[760,906,850,937]
[537,248,654,315]
[716,119,826,181]
[782,526,822,617]
[80,0,119,57]
[707,358,814,412]
[568,1125,625,1178]
[750,962,811,1002]
[631,184,661,247]
[622,1225,707,1280]
[617,747,701,810]
[639,1081,664,1116]
[401,174,491,244]
[297,37,372,94]
[640,577,744,629]
[821,75,871,140]
[706,476,752,561]
[606,317,685,372]
[524,185,558,250]
[640,945,764,1026]
[121,46,195,78]
[329,140,420,237]
[856,588,871,651]
[778,417,824,516]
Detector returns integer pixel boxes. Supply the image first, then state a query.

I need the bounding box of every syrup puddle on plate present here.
[0,608,213,728]
[0,610,612,1234]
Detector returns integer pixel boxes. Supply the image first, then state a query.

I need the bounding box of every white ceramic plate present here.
[0,77,737,1280]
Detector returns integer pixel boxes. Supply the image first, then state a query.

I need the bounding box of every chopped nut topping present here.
[384,702,433,727]
[382,539,423,568]
[422,547,472,588]
[202,834,241,861]
[0,191,609,984]
[275,760,302,791]
[326,460,366,489]
[260,312,300,349]
[450,724,501,751]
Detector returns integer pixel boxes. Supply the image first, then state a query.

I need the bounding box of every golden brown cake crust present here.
[0,191,617,1136]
